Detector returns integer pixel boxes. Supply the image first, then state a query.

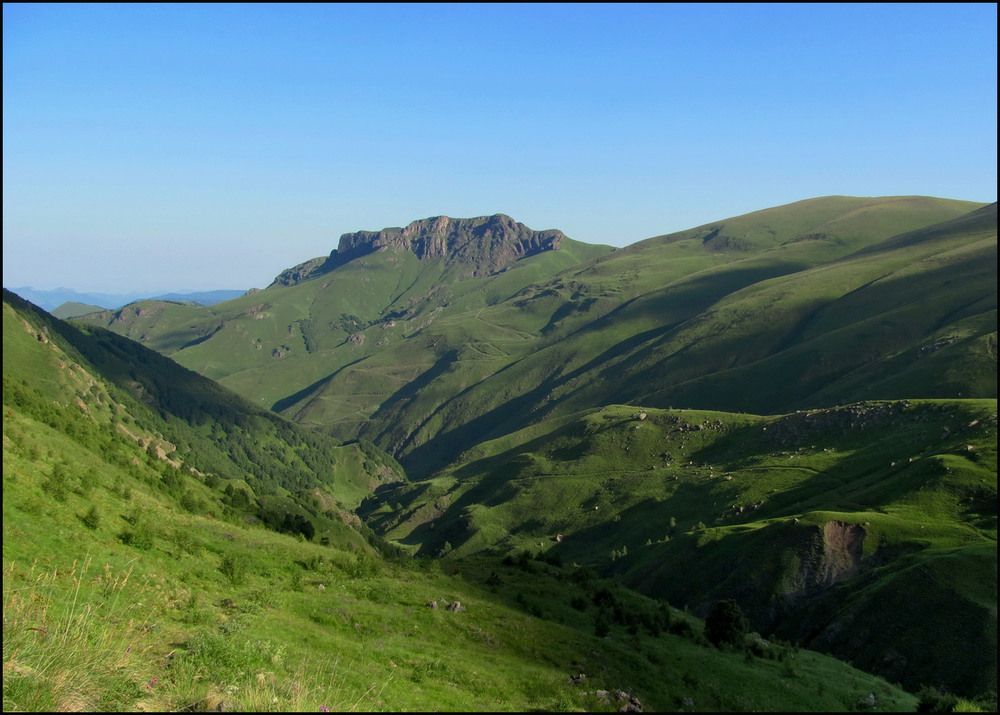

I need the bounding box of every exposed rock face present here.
[337,214,564,273]
[819,520,865,584]
[270,214,566,287]
[269,256,329,288]
[784,520,867,593]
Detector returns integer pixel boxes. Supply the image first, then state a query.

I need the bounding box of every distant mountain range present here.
[8,286,247,312]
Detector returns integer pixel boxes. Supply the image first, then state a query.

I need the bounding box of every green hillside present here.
[76,197,993,481]
[3,291,932,713]
[50,302,106,319]
[360,401,997,696]
[15,195,997,710]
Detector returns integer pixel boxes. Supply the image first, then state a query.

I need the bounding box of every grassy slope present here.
[361,401,997,697]
[363,198,995,475]
[69,197,992,479]
[73,236,609,405]
[3,295,926,713]
[2,290,402,537]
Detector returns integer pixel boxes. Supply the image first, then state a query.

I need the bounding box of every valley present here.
[4,196,996,712]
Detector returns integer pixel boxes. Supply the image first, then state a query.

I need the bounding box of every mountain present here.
[71,213,613,422]
[3,288,403,532]
[76,196,993,475]
[272,213,574,286]
[9,286,246,312]
[57,195,997,703]
[3,290,931,713]
[50,301,108,319]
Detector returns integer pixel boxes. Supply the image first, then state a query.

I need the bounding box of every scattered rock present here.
[857,693,877,709]
[594,689,643,712]
[568,673,587,685]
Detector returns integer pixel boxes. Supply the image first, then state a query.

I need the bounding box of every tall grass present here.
[1,557,391,712]
[2,558,158,711]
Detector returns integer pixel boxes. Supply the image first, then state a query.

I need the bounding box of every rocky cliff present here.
[270,214,566,287]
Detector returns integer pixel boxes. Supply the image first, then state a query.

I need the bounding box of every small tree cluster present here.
[704,599,748,647]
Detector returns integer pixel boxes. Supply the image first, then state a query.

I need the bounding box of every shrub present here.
[171,529,200,557]
[592,587,617,609]
[704,599,748,647]
[42,463,70,502]
[219,553,251,585]
[119,522,155,550]
[179,490,204,514]
[917,686,958,713]
[80,505,101,530]
[594,609,611,638]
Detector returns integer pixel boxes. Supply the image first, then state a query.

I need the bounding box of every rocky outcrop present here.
[819,520,866,584]
[269,214,566,287]
[336,214,564,274]
[269,256,329,288]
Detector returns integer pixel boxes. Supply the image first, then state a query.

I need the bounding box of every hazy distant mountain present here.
[8,286,246,312]
[49,301,108,319]
[151,289,249,305]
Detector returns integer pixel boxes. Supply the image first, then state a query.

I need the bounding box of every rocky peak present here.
[336,214,565,274]
[269,214,566,287]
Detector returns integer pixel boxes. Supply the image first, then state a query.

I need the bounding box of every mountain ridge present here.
[3,193,996,709]
[68,195,994,478]
[270,213,571,287]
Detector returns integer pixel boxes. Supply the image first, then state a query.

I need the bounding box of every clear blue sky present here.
[4,3,996,293]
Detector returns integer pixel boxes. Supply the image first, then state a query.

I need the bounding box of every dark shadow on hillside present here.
[685,401,992,524]
[367,349,462,446]
[398,262,812,477]
[271,356,368,413]
[613,250,997,416]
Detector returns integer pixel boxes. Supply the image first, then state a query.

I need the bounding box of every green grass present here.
[4,413,927,712]
[2,287,947,712]
[362,399,997,697]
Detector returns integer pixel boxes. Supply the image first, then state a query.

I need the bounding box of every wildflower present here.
[146,677,159,690]
[320,707,330,712]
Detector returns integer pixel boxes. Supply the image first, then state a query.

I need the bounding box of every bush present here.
[594,610,611,638]
[80,505,101,530]
[704,599,748,647]
[917,686,958,713]
[219,553,251,585]
[119,522,155,550]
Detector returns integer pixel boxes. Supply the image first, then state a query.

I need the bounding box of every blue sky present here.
[3,3,996,293]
